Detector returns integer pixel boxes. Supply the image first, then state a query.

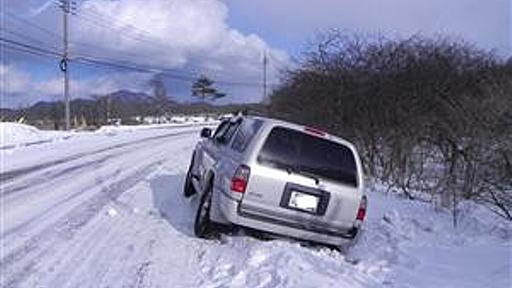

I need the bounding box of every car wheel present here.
[183,155,196,198]
[338,228,362,252]
[194,185,216,238]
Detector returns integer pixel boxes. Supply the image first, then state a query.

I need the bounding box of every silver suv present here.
[184,115,367,247]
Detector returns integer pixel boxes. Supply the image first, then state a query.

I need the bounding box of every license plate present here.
[288,191,319,213]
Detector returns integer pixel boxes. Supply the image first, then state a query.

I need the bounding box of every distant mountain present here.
[1,89,266,128]
[106,90,152,104]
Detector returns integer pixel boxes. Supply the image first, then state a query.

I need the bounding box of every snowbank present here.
[0,122,69,149]
[95,120,218,136]
[348,181,511,288]
[1,124,509,287]
[0,120,219,149]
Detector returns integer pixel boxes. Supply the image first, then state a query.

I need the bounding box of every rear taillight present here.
[356,195,367,221]
[230,165,251,193]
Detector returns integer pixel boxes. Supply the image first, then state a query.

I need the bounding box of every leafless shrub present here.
[269,31,512,222]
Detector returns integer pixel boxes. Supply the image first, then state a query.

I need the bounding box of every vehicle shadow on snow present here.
[150,173,198,237]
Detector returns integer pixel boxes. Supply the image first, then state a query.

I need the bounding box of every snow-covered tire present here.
[194,185,216,238]
[183,154,196,198]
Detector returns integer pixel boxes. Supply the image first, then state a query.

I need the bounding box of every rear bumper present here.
[218,190,357,246]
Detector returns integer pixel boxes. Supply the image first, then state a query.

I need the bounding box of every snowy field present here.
[1,123,510,288]
[0,121,219,150]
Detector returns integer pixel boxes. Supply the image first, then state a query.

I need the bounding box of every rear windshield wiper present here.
[260,157,320,185]
[292,166,320,185]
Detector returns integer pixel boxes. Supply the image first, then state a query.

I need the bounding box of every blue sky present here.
[1,0,510,108]
[225,0,511,59]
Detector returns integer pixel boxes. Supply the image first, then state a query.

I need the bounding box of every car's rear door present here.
[241,126,362,229]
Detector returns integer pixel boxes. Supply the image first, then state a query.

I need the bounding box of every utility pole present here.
[60,0,71,130]
[263,51,268,100]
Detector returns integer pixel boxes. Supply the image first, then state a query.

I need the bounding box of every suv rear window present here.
[257,127,358,187]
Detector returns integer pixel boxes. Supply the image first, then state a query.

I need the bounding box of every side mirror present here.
[200,127,212,138]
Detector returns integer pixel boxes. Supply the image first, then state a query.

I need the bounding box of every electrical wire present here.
[68,3,280,83]
[0,27,62,52]
[5,3,283,88]
[1,42,61,59]
[0,37,61,57]
[5,1,282,88]
[4,10,62,40]
[1,36,277,87]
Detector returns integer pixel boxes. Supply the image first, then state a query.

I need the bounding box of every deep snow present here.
[0,123,510,288]
[0,122,69,149]
[0,121,218,149]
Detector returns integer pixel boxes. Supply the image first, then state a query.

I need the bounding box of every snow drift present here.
[1,124,510,288]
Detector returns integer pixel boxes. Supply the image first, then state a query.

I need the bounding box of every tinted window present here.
[216,120,241,145]
[257,127,358,187]
[213,120,229,139]
[232,119,263,152]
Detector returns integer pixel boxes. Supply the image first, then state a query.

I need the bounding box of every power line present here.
[72,11,211,77]
[4,11,148,64]
[53,1,281,86]
[70,4,260,79]
[5,3,285,89]
[72,7,165,48]
[4,10,62,41]
[0,37,61,57]
[1,36,275,87]
[0,27,61,52]
[2,27,282,90]
[1,42,61,59]
[74,55,274,87]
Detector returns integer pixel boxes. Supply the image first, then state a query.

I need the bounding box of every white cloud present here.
[75,72,154,98]
[34,78,64,95]
[34,72,153,99]
[225,0,510,57]
[0,64,31,94]
[3,0,292,107]
[73,0,289,85]
[1,63,153,107]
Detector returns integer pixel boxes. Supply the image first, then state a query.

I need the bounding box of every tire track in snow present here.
[0,129,197,185]
[40,168,195,287]
[2,128,197,199]
[1,130,198,239]
[1,161,163,287]
[2,155,114,197]
[43,200,141,288]
[1,131,201,288]
[1,164,121,239]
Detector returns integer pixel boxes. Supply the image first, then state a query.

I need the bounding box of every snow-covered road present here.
[1,125,510,288]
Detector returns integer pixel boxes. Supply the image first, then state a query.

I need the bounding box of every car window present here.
[257,126,358,187]
[216,120,241,145]
[232,119,263,152]
[213,120,230,140]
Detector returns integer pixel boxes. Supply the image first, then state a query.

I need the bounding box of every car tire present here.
[183,154,196,198]
[194,184,216,238]
[338,228,362,253]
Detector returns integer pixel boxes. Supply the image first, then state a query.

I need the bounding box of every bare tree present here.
[269,31,512,222]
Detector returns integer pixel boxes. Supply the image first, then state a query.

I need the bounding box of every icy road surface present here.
[1,125,510,288]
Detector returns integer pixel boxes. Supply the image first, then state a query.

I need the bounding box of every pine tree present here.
[191,75,226,101]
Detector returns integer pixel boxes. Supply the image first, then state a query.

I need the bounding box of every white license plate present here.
[289,191,319,213]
